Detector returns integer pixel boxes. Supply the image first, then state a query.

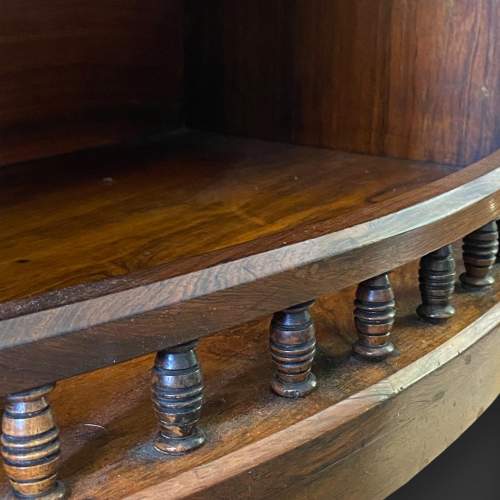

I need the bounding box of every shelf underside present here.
[0,260,498,499]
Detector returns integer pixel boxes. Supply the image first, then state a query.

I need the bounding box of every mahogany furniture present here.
[1,1,499,498]
[353,274,396,359]
[417,245,456,322]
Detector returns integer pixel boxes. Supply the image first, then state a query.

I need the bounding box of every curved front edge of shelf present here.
[0,164,498,394]
[124,303,500,500]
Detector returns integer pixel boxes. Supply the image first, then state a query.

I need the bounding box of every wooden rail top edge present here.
[1,142,499,321]
[124,302,500,500]
[1,167,498,341]
[0,149,498,394]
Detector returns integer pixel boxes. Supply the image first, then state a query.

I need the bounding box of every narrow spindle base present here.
[353,273,396,360]
[4,483,66,500]
[417,304,455,323]
[270,301,317,398]
[154,427,205,456]
[152,342,205,455]
[271,373,317,399]
[1,385,66,500]
[353,340,395,360]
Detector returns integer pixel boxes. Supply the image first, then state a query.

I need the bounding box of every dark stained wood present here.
[0,0,183,167]
[497,221,500,262]
[0,261,497,499]
[0,133,498,395]
[417,245,456,322]
[0,131,458,308]
[152,342,205,455]
[353,273,395,359]
[269,301,317,398]
[1,385,65,499]
[152,310,500,500]
[187,0,500,166]
[460,221,499,290]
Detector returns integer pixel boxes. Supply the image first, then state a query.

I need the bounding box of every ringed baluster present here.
[152,342,206,455]
[353,273,396,360]
[460,222,499,291]
[1,385,66,499]
[417,245,456,322]
[269,301,317,398]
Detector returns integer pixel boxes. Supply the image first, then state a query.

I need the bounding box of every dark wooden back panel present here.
[187,0,500,166]
[0,0,184,166]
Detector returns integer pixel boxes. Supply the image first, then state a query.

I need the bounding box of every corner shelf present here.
[0,131,499,394]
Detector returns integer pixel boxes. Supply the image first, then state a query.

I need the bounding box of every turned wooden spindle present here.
[269,301,317,398]
[460,222,499,290]
[1,384,65,500]
[417,245,456,322]
[497,220,500,263]
[353,273,396,360]
[152,341,205,455]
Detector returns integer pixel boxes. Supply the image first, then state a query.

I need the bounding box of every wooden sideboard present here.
[0,2,499,499]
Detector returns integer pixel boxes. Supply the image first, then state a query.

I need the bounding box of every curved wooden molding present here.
[126,302,500,500]
[0,148,498,393]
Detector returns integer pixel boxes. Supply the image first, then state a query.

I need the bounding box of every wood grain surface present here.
[0,260,497,499]
[0,132,455,307]
[187,0,500,165]
[0,0,183,166]
[0,133,498,394]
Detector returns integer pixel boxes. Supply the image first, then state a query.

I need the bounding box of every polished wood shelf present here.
[2,3,500,499]
[1,260,497,499]
[0,131,499,394]
[0,131,458,306]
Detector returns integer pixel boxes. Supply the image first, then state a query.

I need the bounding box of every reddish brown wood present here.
[0,0,183,167]
[0,132,459,308]
[497,220,500,262]
[417,245,456,322]
[353,273,396,360]
[269,301,317,398]
[460,221,499,290]
[187,0,500,166]
[0,139,498,395]
[1,385,65,499]
[152,342,205,455]
[132,308,500,500]
[0,262,495,499]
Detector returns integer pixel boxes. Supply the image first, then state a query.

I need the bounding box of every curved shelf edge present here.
[0,160,498,393]
[126,303,500,500]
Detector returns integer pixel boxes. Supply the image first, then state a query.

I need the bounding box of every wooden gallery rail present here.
[0,133,499,498]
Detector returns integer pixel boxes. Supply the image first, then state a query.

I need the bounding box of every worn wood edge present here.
[125,302,500,500]
[1,167,498,344]
[0,164,498,394]
[1,144,496,323]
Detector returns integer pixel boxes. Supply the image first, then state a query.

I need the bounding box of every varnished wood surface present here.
[0,132,456,307]
[188,0,500,166]
[5,1,500,167]
[0,0,183,166]
[147,309,500,500]
[0,261,497,499]
[0,132,499,394]
[1,385,65,499]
